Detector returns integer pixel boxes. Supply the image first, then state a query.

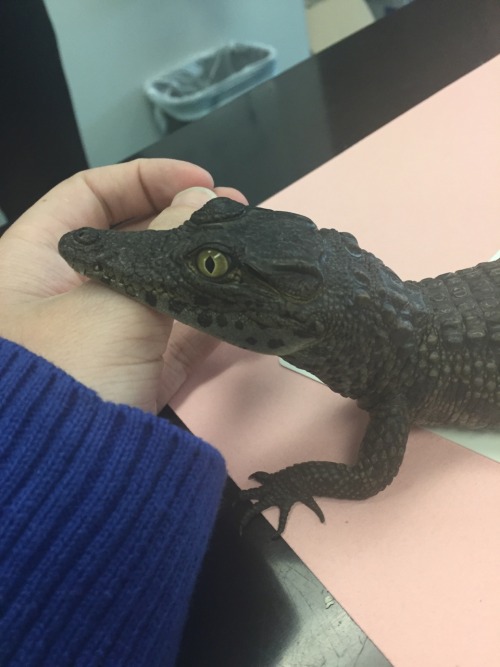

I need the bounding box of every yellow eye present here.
[196,249,230,278]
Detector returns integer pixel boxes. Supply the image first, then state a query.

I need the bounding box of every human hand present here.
[0,158,247,412]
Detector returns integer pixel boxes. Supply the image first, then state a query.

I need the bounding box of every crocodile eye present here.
[196,249,229,278]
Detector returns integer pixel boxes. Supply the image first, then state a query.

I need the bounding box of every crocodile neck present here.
[284,228,427,404]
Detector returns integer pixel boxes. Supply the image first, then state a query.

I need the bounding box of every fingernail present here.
[171,186,217,209]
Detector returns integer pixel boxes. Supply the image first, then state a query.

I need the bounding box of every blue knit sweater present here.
[0,337,227,666]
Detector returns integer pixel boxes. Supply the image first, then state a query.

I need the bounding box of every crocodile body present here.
[59,198,500,534]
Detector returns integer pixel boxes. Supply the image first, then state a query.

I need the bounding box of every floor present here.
[305,0,374,53]
[305,0,415,53]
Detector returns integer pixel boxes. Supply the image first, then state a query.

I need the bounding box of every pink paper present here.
[172,57,500,666]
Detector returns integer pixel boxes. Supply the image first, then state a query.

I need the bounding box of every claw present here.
[275,503,293,537]
[239,500,269,534]
[238,468,326,536]
[248,471,271,483]
[301,496,325,524]
[239,498,291,538]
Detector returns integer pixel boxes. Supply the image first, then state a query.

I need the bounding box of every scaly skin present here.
[59,198,500,534]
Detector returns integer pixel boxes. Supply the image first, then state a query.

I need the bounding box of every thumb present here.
[149,186,217,231]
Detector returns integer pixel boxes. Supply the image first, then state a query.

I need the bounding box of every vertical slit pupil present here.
[206,257,215,273]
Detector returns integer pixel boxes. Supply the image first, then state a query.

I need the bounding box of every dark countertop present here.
[138,1,500,665]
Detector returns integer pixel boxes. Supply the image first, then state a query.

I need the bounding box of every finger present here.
[213,187,248,205]
[149,185,249,231]
[11,158,215,242]
[149,186,217,231]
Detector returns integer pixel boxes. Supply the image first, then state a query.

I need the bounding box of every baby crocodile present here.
[59,198,500,534]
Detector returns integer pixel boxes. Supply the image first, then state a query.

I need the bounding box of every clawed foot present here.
[239,469,325,536]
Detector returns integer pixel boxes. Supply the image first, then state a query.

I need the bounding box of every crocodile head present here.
[59,198,331,355]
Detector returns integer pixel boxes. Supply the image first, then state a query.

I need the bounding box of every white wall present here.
[44,0,310,167]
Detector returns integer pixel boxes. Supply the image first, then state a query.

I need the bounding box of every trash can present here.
[144,42,277,131]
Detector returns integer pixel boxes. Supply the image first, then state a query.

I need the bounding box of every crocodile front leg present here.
[240,398,410,535]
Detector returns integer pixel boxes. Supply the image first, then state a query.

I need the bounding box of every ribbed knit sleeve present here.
[0,338,227,667]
